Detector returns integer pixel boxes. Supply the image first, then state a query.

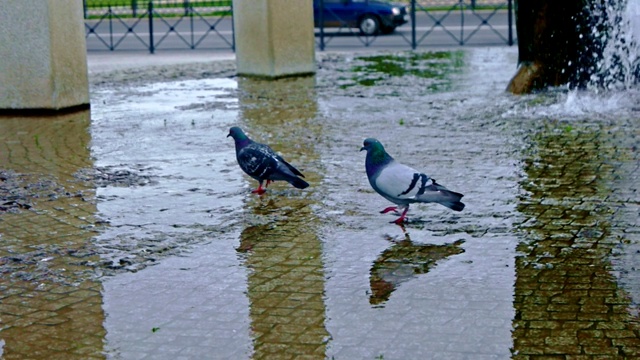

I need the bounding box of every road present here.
[85,10,516,52]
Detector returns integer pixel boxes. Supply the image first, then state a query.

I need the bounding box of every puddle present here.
[1,47,639,359]
[89,78,243,274]
[316,48,519,359]
[233,76,329,358]
[369,236,466,306]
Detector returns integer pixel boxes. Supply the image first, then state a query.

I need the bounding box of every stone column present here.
[0,0,89,113]
[232,0,316,78]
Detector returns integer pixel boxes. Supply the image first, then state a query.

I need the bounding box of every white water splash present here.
[505,1,640,120]
[502,87,640,120]
[589,0,640,90]
[549,90,635,116]
[630,1,640,39]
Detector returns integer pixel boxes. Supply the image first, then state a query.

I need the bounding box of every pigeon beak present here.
[226,133,231,138]
[360,146,366,151]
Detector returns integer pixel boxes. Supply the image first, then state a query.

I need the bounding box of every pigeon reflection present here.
[369,231,465,306]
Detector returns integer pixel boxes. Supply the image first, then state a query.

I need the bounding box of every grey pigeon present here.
[227,127,309,194]
[360,138,465,224]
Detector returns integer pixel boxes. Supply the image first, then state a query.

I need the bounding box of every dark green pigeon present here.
[227,127,309,195]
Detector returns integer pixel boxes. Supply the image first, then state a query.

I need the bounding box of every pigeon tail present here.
[439,199,465,212]
[416,187,465,212]
[286,176,310,190]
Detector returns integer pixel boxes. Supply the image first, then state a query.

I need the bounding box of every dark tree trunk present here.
[507,0,596,94]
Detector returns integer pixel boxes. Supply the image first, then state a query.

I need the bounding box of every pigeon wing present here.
[274,154,305,178]
[237,143,278,180]
[374,161,434,201]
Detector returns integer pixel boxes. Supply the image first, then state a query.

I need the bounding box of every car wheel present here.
[358,14,380,36]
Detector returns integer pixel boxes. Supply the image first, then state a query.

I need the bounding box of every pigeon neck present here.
[235,138,251,149]
[366,150,393,177]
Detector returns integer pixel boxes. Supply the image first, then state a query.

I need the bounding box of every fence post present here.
[319,0,325,51]
[411,0,416,49]
[132,0,137,17]
[148,1,154,54]
[507,0,513,46]
[184,0,189,16]
[83,0,87,19]
[231,1,235,52]
[108,6,114,50]
[189,4,195,49]
[459,0,464,45]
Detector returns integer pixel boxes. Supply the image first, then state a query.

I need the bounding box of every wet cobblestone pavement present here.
[0,113,106,359]
[1,47,639,359]
[513,121,640,358]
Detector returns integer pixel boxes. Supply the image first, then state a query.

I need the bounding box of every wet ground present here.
[1,47,639,359]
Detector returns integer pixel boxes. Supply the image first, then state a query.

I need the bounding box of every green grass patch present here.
[85,0,231,9]
[344,50,465,91]
[83,0,231,19]
[84,9,231,19]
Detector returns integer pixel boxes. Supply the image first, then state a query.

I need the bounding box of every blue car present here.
[314,0,409,36]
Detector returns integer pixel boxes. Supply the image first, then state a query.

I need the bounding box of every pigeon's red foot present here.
[391,207,409,225]
[251,184,267,195]
[380,206,398,214]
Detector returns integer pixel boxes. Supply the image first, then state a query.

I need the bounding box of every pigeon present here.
[360,138,465,224]
[227,127,309,194]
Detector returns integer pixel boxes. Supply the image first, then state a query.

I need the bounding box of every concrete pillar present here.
[232,0,316,78]
[0,0,89,113]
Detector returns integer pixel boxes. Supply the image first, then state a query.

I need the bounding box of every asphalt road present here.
[85,10,516,52]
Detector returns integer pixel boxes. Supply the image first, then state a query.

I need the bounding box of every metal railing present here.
[84,1,233,53]
[84,0,514,53]
[413,0,514,48]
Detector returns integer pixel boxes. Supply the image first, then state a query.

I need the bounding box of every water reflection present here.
[369,231,465,306]
[91,78,252,359]
[0,112,105,359]
[514,122,640,357]
[235,77,330,358]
